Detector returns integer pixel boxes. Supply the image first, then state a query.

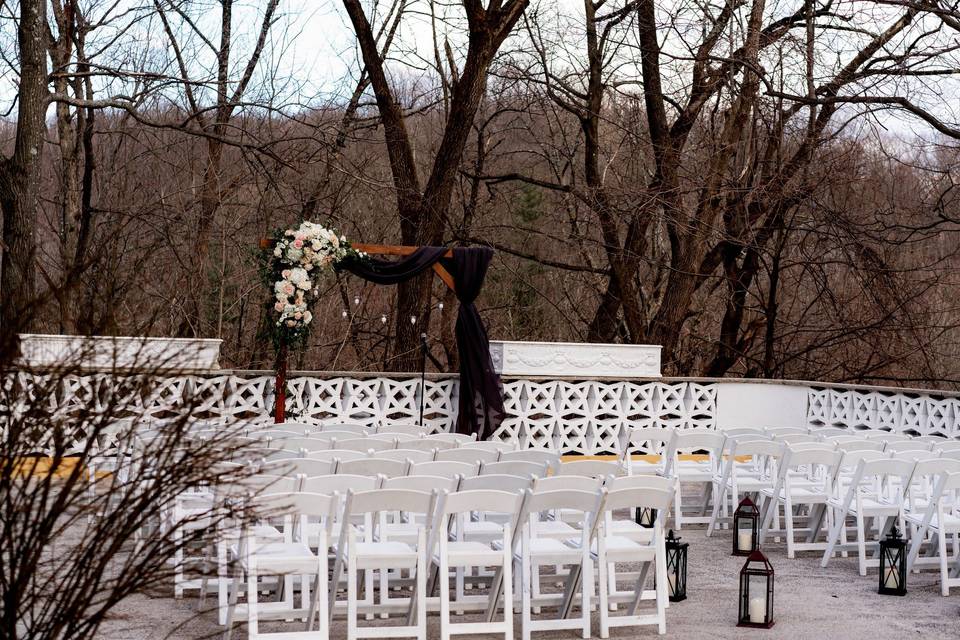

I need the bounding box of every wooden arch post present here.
[266,239,455,424]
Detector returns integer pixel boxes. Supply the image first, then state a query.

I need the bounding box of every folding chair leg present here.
[502,535,513,640]
[581,555,593,639]
[521,550,532,640]
[247,564,260,639]
[856,511,867,576]
[939,528,950,596]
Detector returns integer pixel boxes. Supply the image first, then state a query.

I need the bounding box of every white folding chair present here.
[759,446,842,557]
[863,432,914,442]
[432,489,525,640]
[765,427,809,437]
[223,491,336,640]
[334,489,437,639]
[707,439,784,536]
[886,440,934,453]
[664,430,726,530]
[821,457,916,575]
[519,486,603,640]
[836,440,885,452]
[594,485,672,636]
[320,423,370,434]
[618,427,676,476]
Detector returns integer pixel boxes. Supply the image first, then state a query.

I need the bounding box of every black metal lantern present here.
[878,525,907,596]
[665,529,688,602]
[733,496,760,556]
[635,507,656,528]
[737,549,774,629]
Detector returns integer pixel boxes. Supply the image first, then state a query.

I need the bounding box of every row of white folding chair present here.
[819,453,958,576]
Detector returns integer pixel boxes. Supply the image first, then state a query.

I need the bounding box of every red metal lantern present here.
[733,496,760,556]
[738,549,774,628]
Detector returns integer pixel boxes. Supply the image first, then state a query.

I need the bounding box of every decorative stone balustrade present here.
[7,369,960,454]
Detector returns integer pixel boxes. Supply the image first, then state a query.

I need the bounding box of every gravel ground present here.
[93,524,960,639]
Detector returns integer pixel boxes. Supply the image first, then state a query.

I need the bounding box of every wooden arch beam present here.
[352,243,456,293]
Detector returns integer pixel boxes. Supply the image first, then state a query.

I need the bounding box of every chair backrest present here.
[499,449,562,472]
[440,489,523,516]
[272,422,316,434]
[397,438,447,452]
[556,459,623,479]
[300,474,379,494]
[836,440,885,452]
[525,487,602,516]
[319,422,368,434]
[720,428,768,439]
[608,473,675,493]
[809,426,850,437]
[259,459,298,476]
[253,429,302,441]
[426,432,477,445]
[673,430,728,452]
[886,440,933,452]
[315,430,363,441]
[374,448,436,463]
[278,437,331,453]
[533,474,604,492]
[624,426,676,455]
[776,434,822,445]
[376,423,427,437]
[459,440,517,453]
[939,449,960,460]
[890,450,939,462]
[346,487,437,516]
[285,458,338,477]
[913,435,950,444]
[218,473,299,498]
[250,490,337,521]
[858,457,916,483]
[307,449,364,463]
[337,457,409,478]
[459,473,533,493]
[765,427,809,437]
[863,432,913,442]
[384,474,460,493]
[838,449,889,467]
[435,448,500,464]
[410,460,480,478]
[481,460,548,478]
[603,485,672,513]
[263,449,301,462]
[335,437,397,453]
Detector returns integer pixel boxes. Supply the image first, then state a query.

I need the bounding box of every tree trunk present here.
[0,0,48,334]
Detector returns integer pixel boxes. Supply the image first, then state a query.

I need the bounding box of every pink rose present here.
[292,239,303,248]
[274,302,284,312]
[281,269,291,278]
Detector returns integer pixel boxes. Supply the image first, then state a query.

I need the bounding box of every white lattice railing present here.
[7,370,960,453]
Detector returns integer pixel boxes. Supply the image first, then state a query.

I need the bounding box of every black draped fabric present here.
[339,247,504,439]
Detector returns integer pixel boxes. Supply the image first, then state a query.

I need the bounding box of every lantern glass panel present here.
[878,527,907,596]
[665,530,687,602]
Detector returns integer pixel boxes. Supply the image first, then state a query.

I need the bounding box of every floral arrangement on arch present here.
[260,220,365,348]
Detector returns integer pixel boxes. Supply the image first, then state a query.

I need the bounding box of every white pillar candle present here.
[667,573,677,594]
[738,531,753,551]
[884,566,898,589]
[748,596,766,624]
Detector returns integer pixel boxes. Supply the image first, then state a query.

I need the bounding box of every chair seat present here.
[534,520,579,538]
[591,535,656,563]
[761,486,830,503]
[461,520,504,542]
[520,537,584,564]
[438,541,505,566]
[905,512,960,532]
[236,542,318,574]
[607,520,656,540]
[829,496,899,515]
[354,541,420,568]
